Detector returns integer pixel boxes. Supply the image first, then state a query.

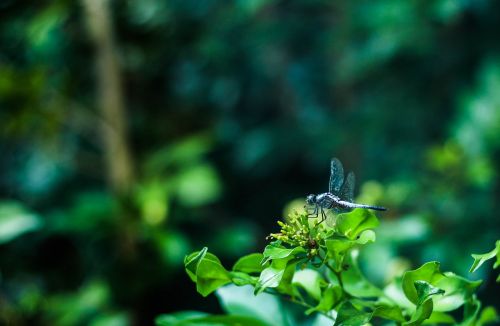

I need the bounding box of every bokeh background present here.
[1,0,500,325]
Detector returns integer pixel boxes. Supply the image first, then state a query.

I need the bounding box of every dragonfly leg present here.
[307,204,319,218]
[314,208,327,226]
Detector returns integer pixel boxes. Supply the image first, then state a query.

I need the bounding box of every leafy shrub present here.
[157,209,499,325]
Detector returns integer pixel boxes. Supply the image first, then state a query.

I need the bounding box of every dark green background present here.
[1,0,499,325]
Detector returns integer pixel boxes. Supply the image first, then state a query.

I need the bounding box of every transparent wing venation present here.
[340,171,355,202]
[329,158,344,194]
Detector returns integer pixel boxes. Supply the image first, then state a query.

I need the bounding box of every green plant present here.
[469,240,500,282]
[156,208,499,325]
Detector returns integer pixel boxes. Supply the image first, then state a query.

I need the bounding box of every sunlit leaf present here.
[255,261,291,295]
[383,278,414,310]
[372,304,405,323]
[255,242,305,295]
[90,313,129,326]
[414,280,445,305]
[261,242,306,264]
[335,209,379,240]
[232,253,264,274]
[469,240,500,274]
[292,269,323,301]
[325,230,376,271]
[216,284,285,326]
[402,262,481,312]
[325,238,356,271]
[424,311,456,324]
[333,301,372,326]
[404,298,433,326]
[155,311,208,325]
[155,312,270,326]
[306,284,342,315]
[185,248,208,282]
[184,248,231,297]
[229,272,258,286]
[477,306,499,325]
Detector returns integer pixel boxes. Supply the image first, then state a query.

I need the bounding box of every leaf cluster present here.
[160,209,499,325]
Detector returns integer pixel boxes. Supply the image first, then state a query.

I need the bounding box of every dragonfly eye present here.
[306,194,316,205]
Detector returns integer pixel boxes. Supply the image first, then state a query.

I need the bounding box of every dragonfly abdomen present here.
[337,200,387,211]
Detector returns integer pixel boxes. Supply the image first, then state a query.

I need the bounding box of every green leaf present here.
[341,252,383,298]
[229,271,258,286]
[196,258,231,297]
[306,284,342,315]
[185,248,208,282]
[333,301,372,326]
[184,248,231,297]
[155,311,208,325]
[325,238,355,271]
[0,201,42,244]
[194,315,271,326]
[261,242,306,264]
[372,305,405,323]
[325,230,376,271]
[460,297,481,326]
[383,278,415,310]
[424,311,456,324]
[335,209,379,240]
[404,298,434,326]
[470,240,500,274]
[156,312,270,326]
[216,284,285,326]
[233,253,265,274]
[355,230,376,244]
[292,269,323,301]
[255,267,285,294]
[403,262,443,304]
[414,280,445,305]
[402,262,481,312]
[276,262,297,296]
[255,242,306,294]
[459,299,499,326]
[434,273,482,311]
[255,256,298,294]
[477,306,499,325]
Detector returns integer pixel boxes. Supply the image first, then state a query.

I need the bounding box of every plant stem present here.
[317,252,344,288]
[324,261,344,289]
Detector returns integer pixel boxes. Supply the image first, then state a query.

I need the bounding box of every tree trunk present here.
[82,0,134,195]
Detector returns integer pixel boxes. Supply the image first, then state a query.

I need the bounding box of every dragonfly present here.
[306,158,386,223]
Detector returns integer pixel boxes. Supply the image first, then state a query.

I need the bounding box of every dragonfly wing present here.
[340,171,355,202]
[329,158,344,194]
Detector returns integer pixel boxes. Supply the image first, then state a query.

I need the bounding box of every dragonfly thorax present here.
[315,193,340,209]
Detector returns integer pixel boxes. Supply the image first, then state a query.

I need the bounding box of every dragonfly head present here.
[306,194,316,205]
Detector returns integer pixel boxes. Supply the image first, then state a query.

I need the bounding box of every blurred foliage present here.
[1,0,500,324]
